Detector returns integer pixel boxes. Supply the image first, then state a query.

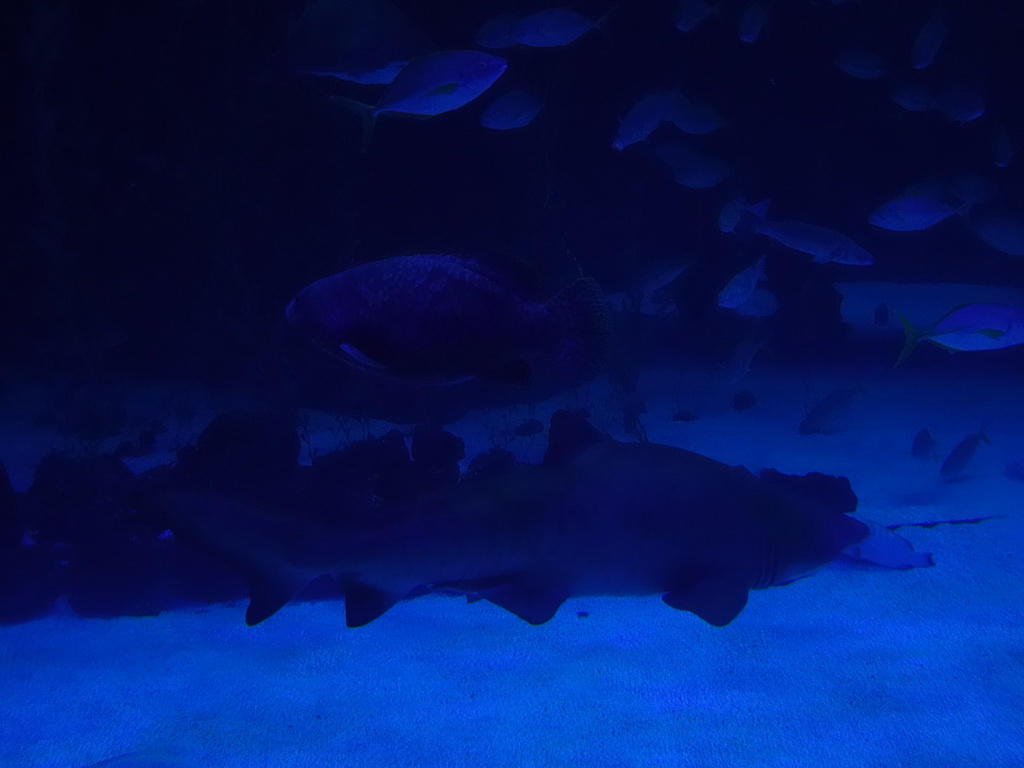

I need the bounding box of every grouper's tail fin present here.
[546,277,610,381]
[139,488,324,625]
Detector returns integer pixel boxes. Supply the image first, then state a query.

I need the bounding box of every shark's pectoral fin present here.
[662,574,750,627]
[342,581,406,628]
[479,580,568,625]
[244,566,314,626]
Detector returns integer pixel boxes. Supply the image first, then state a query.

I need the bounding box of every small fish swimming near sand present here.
[940,429,990,480]
[799,387,861,435]
[286,254,609,386]
[739,201,874,266]
[910,428,938,461]
[718,255,766,309]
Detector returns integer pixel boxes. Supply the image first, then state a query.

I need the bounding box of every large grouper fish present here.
[285,254,609,386]
[143,411,869,629]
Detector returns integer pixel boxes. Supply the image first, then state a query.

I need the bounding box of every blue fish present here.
[937,85,985,124]
[287,0,435,85]
[651,140,729,189]
[612,92,677,150]
[333,50,507,149]
[969,216,1024,256]
[833,47,890,80]
[286,255,609,386]
[737,2,768,43]
[740,202,874,266]
[480,89,542,130]
[868,196,962,231]
[475,13,522,49]
[513,8,610,47]
[675,0,718,32]
[912,5,948,70]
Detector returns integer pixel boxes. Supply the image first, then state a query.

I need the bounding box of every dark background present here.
[3,0,1023,391]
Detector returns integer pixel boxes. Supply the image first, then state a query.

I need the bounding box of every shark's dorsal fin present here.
[543,410,610,468]
[479,580,568,625]
[662,573,750,627]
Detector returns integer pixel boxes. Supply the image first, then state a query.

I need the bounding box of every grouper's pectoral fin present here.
[662,574,750,627]
[478,580,569,625]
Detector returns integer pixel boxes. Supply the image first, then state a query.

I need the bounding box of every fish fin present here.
[546,277,611,380]
[662,574,750,627]
[245,567,314,626]
[329,94,377,152]
[543,409,611,468]
[341,581,405,628]
[841,519,935,570]
[895,315,924,366]
[479,580,568,624]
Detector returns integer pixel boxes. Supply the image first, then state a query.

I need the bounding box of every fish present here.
[799,387,861,435]
[868,196,962,231]
[911,5,948,70]
[833,48,890,80]
[650,140,729,189]
[331,50,507,150]
[740,201,874,266]
[896,304,1024,365]
[841,519,934,570]
[480,89,542,130]
[718,255,766,309]
[969,215,1024,256]
[732,288,777,318]
[675,0,718,32]
[144,410,869,628]
[285,254,609,386]
[513,8,610,47]
[612,92,678,150]
[940,430,990,480]
[937,85,985,124]
[888,80,937,112]
[737,2,768,43]
[910,428,938,461]
[664,96,723,135]
[287,0,435,85]
[475,13,522,49]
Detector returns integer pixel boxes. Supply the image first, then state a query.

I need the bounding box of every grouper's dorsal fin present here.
[662,573,750,627]
[342,581,405,628]
[543,409,611,468]
[478,580,569,625]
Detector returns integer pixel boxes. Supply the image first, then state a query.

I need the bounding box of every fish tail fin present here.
[895,315,924,366]
[330,95,378,152]
[594,6,618,40]
[546,277,610,380]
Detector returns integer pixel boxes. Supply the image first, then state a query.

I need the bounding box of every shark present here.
[143,411,868,629]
